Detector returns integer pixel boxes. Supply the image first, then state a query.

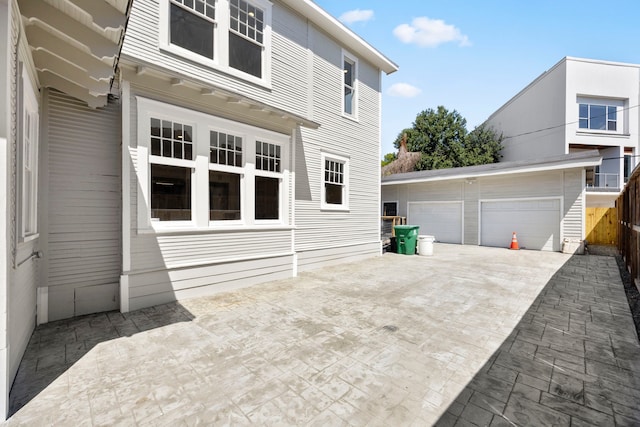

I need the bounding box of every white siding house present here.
[381,151,602,252]
[485,57,640,208]
[116,0,397,311]
[0,0,396,419]
[0,0,129,419]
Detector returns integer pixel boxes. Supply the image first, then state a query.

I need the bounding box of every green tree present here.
[381,152,397,167]
[391,106,502,171]
[463,124,503,166]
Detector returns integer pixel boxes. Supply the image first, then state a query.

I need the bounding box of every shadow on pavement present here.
[8,303,195,416]
[434,251,640,426]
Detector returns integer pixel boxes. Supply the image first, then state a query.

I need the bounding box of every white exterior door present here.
[407,201,463,244]
[480,199,561,251]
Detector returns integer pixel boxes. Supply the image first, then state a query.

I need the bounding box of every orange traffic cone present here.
[510,232,519,250]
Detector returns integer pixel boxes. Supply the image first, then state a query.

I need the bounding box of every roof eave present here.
[278,0,398,75]
[381,153,603,186]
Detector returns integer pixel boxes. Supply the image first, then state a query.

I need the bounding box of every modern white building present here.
[0,0,396,419]
[485,57,640,208]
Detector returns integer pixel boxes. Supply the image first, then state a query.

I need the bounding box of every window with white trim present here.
[321,152,349,210]
[150,118,195,222]
[577,97,624,133]
[138,98,288,230]
[579,103,617,131]
[342,51,358,118]
[20,67,39,239]
[161,0,271,84]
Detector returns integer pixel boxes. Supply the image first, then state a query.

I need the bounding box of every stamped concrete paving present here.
[5,245,640,426]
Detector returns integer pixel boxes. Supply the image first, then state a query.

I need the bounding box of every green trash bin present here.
[394,225,420,255]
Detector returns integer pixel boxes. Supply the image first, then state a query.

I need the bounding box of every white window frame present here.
[320,151,349,211]
[136,97,289,232]
[159,0,273,87]
[341,50,358,121]
[577,97,625,134]
[19,66,39,241]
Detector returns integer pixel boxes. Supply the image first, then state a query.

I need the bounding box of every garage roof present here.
[381,150,602,185]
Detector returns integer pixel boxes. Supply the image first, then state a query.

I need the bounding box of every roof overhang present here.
[278,0,398,75]
[19,0,131,108]
[382,151,603,186]
[119,59,320,130]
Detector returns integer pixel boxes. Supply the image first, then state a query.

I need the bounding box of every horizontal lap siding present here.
[297,242,380,273]
[479,172,563,199]
[122,0,309,117]
[46,91,121,303]
[294,27,380,256]
[563,170,583,239]
[131,230,292,272]
[128,255,293,310]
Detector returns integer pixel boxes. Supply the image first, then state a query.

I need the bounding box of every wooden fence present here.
[618,167,640,284]
[585,207,617,245]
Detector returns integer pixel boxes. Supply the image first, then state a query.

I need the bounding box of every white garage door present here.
[481,199,561,251]
[408,202,463,244]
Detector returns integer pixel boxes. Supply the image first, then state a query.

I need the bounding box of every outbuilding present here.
[381,151,602,251]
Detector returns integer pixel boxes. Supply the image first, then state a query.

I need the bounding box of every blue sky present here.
[313,0,640,157]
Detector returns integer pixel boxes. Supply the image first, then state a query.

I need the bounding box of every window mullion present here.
[245,137,256,225]
[218,0,230,68]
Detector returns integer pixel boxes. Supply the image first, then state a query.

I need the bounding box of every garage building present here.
[381,151,602,251]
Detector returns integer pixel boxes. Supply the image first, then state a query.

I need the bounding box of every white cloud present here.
[387,83,422,98]
[393,17,470,48]
[339,9,374,25]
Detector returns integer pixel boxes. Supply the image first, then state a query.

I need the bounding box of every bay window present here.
[137,98,289,231]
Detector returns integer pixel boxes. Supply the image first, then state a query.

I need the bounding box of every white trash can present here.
[418,235,435,256]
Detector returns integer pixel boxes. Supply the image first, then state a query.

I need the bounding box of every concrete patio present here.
[5,245,640,426]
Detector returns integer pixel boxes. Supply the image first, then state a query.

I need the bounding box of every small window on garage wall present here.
[382,202,397,216]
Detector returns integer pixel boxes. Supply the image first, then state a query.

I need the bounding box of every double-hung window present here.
[321,152,349,210]
[138,98,288,231]
[209,130,242,221]
[149,118,195,222]
[254,141,281,220]
[229,0,265,78]
[342,51,358,119]
[161,0,271,84]
[169,0,216,60]
[20,67,39,240]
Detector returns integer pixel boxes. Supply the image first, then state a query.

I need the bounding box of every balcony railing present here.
[586,173,620,192]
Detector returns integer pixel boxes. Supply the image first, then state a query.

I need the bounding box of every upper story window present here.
[576,97,625,134]
[321,152,349,211]
[170,0,216,60]
[229,0,264,78]
[342,51,358,119]
[138,97,289,231]
[161,0,272,85]
[579,103,617,131]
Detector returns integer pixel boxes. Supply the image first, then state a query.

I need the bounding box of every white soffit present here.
[19,0,130,108]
